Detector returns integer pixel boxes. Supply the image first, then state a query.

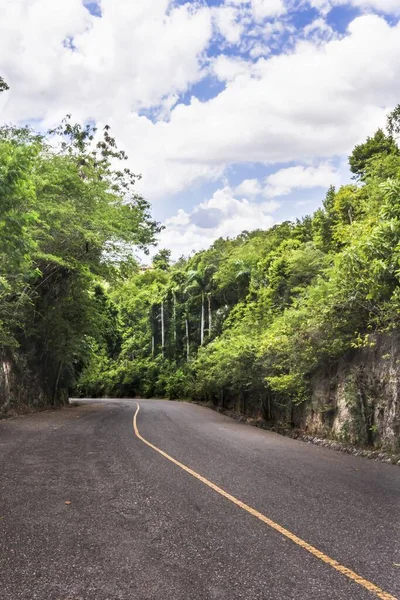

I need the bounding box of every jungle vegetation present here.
[1,77,400,418]
[0,103,160,405]
[76,108,400,420]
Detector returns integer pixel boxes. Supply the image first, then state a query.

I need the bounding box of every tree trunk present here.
[208,293,212,336]
[185,317,190,362]
[52,361,63,406]
[200,291,205,346]
[267,395,272,420]
[151,335,155,358]
[161,300,165,359]
[173,291,177,342]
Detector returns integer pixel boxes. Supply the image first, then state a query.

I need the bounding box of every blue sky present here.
[1,0,400,257]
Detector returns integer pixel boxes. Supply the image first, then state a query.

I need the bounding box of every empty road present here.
[1,398,399,600]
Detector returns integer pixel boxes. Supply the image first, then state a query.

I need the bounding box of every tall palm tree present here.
[203,264,217,338]
[168,270,185,347]
[185,270,206,346]
[207,292,212,335]
[149,280,168,359]
[184,310,190,362]
[235,259,252,297]
[185,264,216,346]
[160,299,165,358]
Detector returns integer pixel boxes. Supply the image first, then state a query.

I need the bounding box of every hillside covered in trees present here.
[75,108,400,451]
[1,92,400,451]
[0,113,160,410]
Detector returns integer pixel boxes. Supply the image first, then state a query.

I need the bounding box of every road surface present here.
[0,398,399,600]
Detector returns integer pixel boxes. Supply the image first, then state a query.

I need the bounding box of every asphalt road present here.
[1,399,399,600]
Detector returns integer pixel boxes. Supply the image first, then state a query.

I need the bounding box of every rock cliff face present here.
[0,352,67,415]
[211,333,400,452]
[300,334,400,452]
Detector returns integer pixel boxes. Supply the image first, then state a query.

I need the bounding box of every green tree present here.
[72,107,400,447]
[387,104,400,139]
[0,117,160,407]
[349,129,398,180]
[153,248,171,271]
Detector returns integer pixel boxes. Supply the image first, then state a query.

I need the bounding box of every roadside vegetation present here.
[1,73,400,442]
[77,108,400,426]
[0,79,160,406]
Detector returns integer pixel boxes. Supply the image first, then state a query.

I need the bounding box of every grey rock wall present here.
[301,334,400,451]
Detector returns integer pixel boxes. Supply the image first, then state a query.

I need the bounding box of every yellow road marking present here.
[133,403,397,600]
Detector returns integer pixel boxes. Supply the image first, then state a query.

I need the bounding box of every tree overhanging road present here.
[1,399,399,600]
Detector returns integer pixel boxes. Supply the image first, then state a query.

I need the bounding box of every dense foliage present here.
[0,114,159,406]
[77,109,400,424]
[2,82,400,425]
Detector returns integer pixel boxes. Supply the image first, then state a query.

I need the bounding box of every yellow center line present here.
[133,403,397,600]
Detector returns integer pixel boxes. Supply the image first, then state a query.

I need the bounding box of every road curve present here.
[1,398,399,600]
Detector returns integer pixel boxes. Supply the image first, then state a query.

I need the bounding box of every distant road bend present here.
[1,399,399,600]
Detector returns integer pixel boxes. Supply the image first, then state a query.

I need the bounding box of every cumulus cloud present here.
[160,15,400,173]
[0,0,212,124]
[232,162,342,201]
[213,5,244,44]
[307,0,400,15]
[354,0,400,12]
[157,187,280,258]
[235,178,264,196]
[251,0,286,21]
[303,18,337,41]
[213,55,250,81]
[264,162,342,197]
[0,2,399,209]
[109,13,400,199]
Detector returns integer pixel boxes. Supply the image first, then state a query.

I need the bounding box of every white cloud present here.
[249,42,271,58]
[231,162,342,201]
[213,55,250,81]
[158,186,279,258]
[0,0,215,200]
[234,161,346,205]
[251,0,286,21]
[264,19,286,37]
[1,3,399,210]
[0,0,212,124]
[308,0,400,15]
[213,6,244,44]
[143,14,399,185]
[353,0,400,12]
[303,18,336,41]
[264,162,342,197]
[235,178,264,196]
